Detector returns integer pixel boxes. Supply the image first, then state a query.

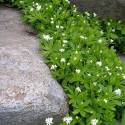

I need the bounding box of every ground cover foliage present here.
[2,0,125,124]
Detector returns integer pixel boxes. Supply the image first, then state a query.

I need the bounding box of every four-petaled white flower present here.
[63,40,68,44]
[114,88,121,96]
[60,58,66,63]
[43,35,52,41]
[59,48,65,52]
[45,117,53,125]
[76,87,81,92]
[76,69,81,74]
[51,65,57,70]
[91,119,98,125]
[63,116,73,124]
[96,61,102,66]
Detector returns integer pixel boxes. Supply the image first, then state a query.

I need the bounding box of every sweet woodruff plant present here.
[2,0,125,124]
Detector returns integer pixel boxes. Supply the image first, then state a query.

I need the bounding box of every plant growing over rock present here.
[4,0,125,124]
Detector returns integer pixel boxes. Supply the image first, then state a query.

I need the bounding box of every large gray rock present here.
[70,0,125,21]
[0,6,68,125]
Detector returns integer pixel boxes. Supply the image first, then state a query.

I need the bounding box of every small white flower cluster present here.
[104,99,108,103]
[65,0,70,4]
[91,119,98,125]
[116,66,123,70]
[63,40,68,44]
[60,58,66,63]
[93,12,97,17]
[85,11,90,17]
[105,66,110,71]
[96,61,102,66]
[45,118,53,125]
[76,69,81,74]
[114,88,121,96]
[43,34,53,41]
[76,87,81,92]
[59,48,65,52]
[56,25,64,29]
[63,116,73,124]
[33,2,41,11]
[80,35,87,40]
[51,65,57,70]
[30,2,42,12]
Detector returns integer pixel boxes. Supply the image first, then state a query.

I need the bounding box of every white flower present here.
[63,116,73,124]
[80,35,87,40]
[51,65,57,70]
[107,22,111,26]
[74,57,77,60]
[122,74,125,79]
[45,118,53,125]
[112,29,115,32]
[76,87,81,92]
[100,31,104,35]
[100,50,102,53]
[43,35,52,41]
[98,39,103,43]
[116,66,123,70]
[30,8,34,12]
[93,12,97,17]
[67,62,70,66]
[96,61,102,66]
[110,39,114,43]
[104,99,108,103]
[91,119,98,125]
[49,5,52,8]
[85,11,90,16]
[60,26,64,29]
[93,82,97,86]
[19,1,23,3]
[59,48,65,52]
[108,72,112,76]
[60,58,66,63]
[114,88,121,96]
[87,73,91,76]
[65,0,70,4]
[56,25,59,29]
[62,33,65,36]
[36,5,41,11]
[105,66,110,71]
[76,69,81,74]
[51,21,54,24]
[73,8,77,12]
[63,40,68,43]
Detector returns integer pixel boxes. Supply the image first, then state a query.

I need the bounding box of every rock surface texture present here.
[70,0,125,21]
[0,6,68,125]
